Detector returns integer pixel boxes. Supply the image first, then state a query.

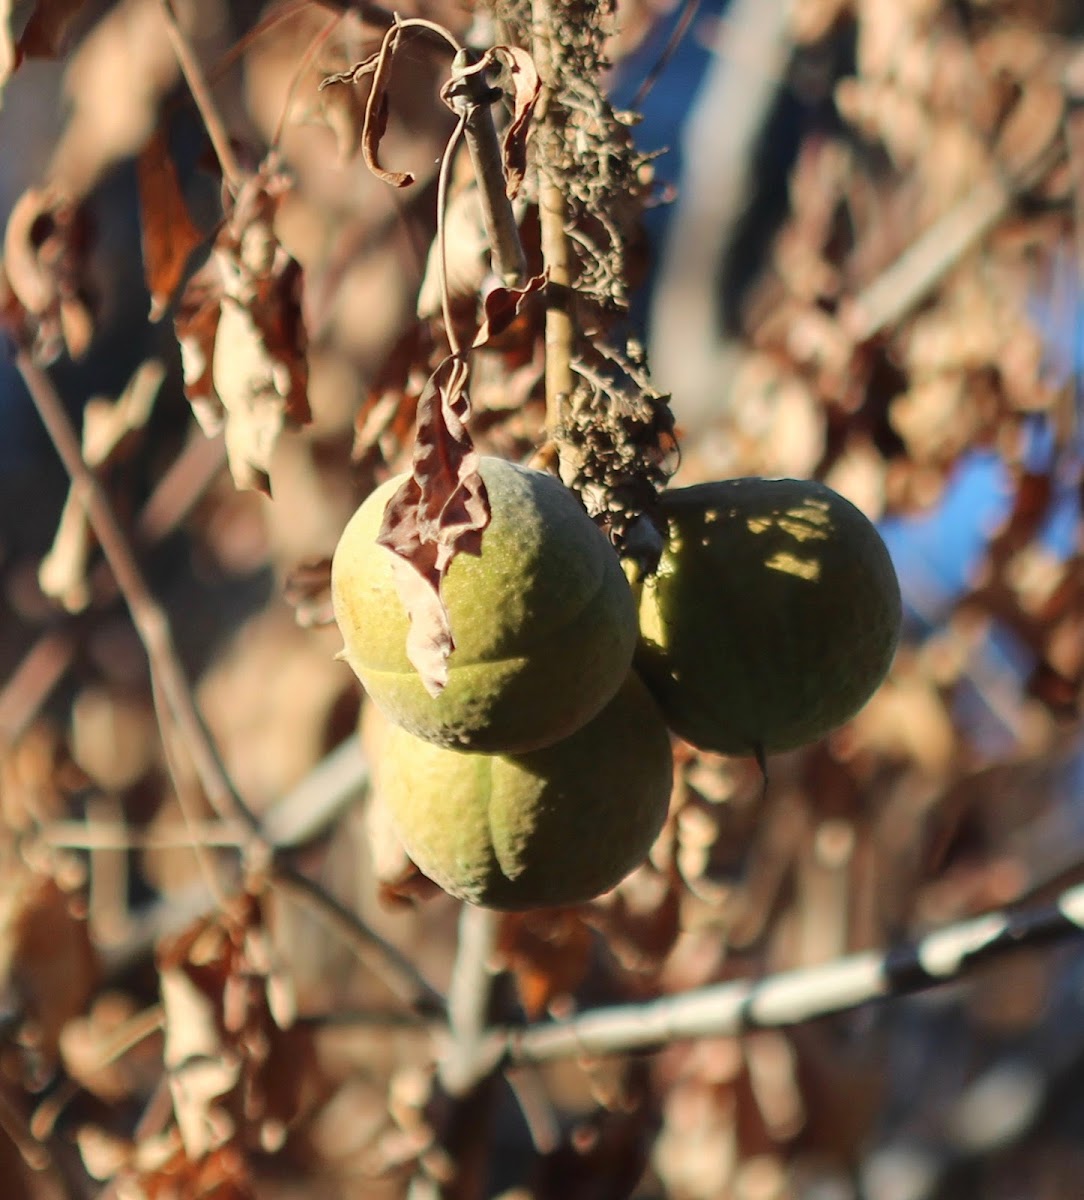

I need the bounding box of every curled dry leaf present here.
[2,184,94,361]
[472,272,546,348]
[136,126,206,321]
[174,163,310,495]
[362,25,415,189]
[16,0,87,58]
[282,557,335,628]
[0,871,98,1059]
[497,909,594,1018]
[157,894,309,1163]
[494,45,541,200]
[376,356,490,695]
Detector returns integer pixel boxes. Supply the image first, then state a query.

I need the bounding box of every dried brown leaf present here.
[282,557,335,628]
[472,272,545,348]
[495,45,541,199]
[16,0,85,57]
[137,126,206,321]
[133,1143,256,1200]
[498,910,594,1018]
[157,896,308,1160]
[376,356,490,694]
[175,256,225,436]
[4,184,64,316]
[363,26,415,188]
[173,164,310,494]
[0,872,98,1058]
[3,185,95,360]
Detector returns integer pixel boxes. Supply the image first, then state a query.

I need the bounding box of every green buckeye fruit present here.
[637,477,902,756]
[331,456,638,754]
[372,672,674,910]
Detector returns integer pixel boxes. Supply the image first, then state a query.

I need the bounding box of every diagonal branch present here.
[492,883,1084,1064]
[16,348,257,835]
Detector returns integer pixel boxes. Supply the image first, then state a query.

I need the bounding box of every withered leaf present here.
[362,25,415,188]
[16,0,85,58]
[376,355,490,695]
[173,162,310,494]
[3,184,94,360]
[137,126,206,321]
[495,46,541,199]
[497,910,594,1018]
[472,272,545,348]
[282,557,335,628]
[157,896,307,1161]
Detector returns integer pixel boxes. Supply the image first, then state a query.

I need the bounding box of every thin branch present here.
[491,882,1084,1064]
[531,0,575,434]
[437,112,470,357]
[158,0,243,190]
[0,417,225,750]
[840,176,1016,345]
[271,863,446,1019]
[41,819,251,852]
[447,49,528,287]
[260,734,369,850]
[629,0,702,111]
[269,9,345,151]
[438,905,503,1095]
[31,1006,167,1141]
[15,350,258,837]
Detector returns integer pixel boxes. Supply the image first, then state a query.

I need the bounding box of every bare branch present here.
[158,0,243,190]
[271,864,447,1019]
[15,349,257,837]
[493,884,1084,1064]
[446,49,528,288]
[439,905,503,1095]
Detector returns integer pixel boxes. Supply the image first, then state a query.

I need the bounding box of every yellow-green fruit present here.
[331,457,638,754]
[373,672,673,910]
[637,478,902,756]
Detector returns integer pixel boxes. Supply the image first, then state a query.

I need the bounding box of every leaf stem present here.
[158,0,243,191]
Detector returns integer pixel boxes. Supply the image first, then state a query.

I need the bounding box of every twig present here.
[0,432,225,751]
[260,734,369,849]
[842,87,1067,344]
[439,906,502,1094]
[629,0,702,111]
[531,0,575,434]
[271,863,446,1019]
[840,177,1017,345]
[31,1006,167,1140]
[447,49,528,287]
[15,350,258,837]
[436,112,470,356]
[269,8,345,151]
[158,0,243,190]
[41,819,251,852]
[491,882,1084,1064]
[0,630,76,748]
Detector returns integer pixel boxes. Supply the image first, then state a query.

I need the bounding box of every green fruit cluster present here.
[332,456,673,910]
[331,459,901,910]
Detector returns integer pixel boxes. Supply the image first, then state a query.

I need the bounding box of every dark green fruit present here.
[637,477,902,756]
[331,457,638,754]
[373,673,673,910]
